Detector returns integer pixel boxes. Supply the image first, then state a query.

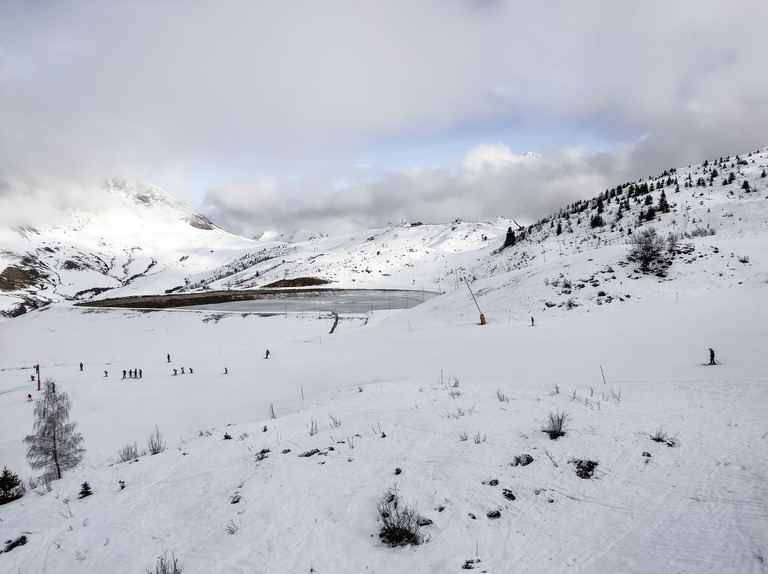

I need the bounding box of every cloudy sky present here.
[1,1,767,236]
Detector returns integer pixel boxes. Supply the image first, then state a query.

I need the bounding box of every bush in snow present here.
[570,459,598,479]
[116,442,139,463]
[146,425,166,455]
[541,410,569,440]
[377,485,421,547]
[649,427,678,447]
[148,551,183,574]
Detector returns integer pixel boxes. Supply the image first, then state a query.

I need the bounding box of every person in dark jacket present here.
[709,348,716,365]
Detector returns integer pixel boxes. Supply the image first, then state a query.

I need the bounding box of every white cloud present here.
[203,143,625,236]
[1,1,767,233]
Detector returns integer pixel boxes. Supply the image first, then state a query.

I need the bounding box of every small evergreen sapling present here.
[78,481,93,498]
[0,466,24,504]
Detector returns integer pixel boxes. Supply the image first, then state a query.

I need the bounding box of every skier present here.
[167,354,171,363]
[80,362,83,371]
[104,370,108,377]
[27,394,33,402]
[709,348,716,365]
[122,370,127,379]
[224,367,228,374]
[139,369,142,379]
[129,369,133,378]
[531,316,535,326]
[189,368,193,374]
[173,368,178,376]
[181,367,185,374]
[265,349,270,359]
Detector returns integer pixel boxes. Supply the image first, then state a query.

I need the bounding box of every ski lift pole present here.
[465,278,486,325]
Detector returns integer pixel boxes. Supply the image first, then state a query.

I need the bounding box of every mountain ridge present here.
[1,147,767,320]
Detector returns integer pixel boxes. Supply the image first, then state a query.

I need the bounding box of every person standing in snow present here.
[173,368,178,375]
[139,369,142,379]
[265,349,270,359]
[709,348,716,365]
[181,367,185,374]
[531,317,535,326]
[224,367,228,374]
[122,369,126,379]
[104,370,108,377]
[27,394,33,402]
[167,354,171,363]
[80,362,83,371]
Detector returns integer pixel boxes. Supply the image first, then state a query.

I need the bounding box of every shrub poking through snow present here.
[299,448,321,457]
[649,427,678,447]
[541,410,569,440]
[148,551,183,574]
[570,459,598,479]
[3,535,27,553]
[146,425,166,455]
[116,442,139,463]
[511,454,534,467]
[377,485,421,547]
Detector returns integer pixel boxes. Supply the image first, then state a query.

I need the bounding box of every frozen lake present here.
[186,289,440,314]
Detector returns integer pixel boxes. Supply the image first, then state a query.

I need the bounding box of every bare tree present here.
[24,380,85,480]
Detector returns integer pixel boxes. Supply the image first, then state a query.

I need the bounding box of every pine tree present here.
[0,466,24,505]
[24,381,85,480]
[502,227,516,250]
[628,227,668,273]
[78,482,93,499]
[658,190,669,213]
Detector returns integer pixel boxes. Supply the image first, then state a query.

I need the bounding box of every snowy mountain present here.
[3,148,768,321]
[0,179,258,317]
[0,148,767,573]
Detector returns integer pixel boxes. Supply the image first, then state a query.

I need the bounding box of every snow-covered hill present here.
[0,180,259,317]
[3,149,768,322]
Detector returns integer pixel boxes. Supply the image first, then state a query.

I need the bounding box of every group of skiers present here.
[25,348,278,403]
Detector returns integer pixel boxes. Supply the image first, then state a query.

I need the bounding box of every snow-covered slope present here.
[0,278,766,572]
[0,147,767,572]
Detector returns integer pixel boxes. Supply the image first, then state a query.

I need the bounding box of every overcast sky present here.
[2,1,767,236]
